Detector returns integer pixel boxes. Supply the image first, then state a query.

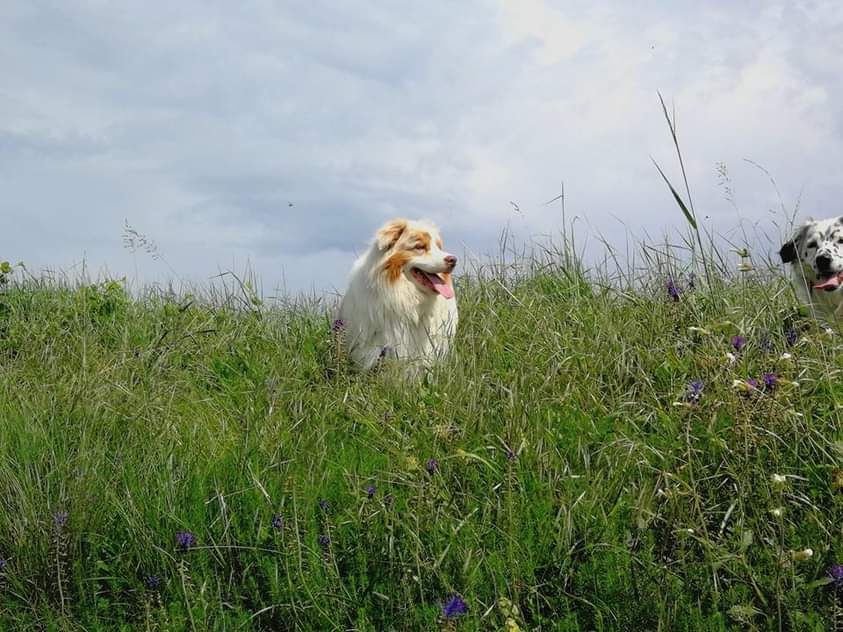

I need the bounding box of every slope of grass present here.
[0,256,841,631]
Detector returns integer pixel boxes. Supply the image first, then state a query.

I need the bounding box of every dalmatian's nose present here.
[817,254,833,273]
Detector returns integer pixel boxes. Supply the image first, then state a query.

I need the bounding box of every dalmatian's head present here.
[780,217,843,291]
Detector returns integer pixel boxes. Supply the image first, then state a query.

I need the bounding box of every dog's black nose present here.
[444,255,457,268]
[817,254,832,272]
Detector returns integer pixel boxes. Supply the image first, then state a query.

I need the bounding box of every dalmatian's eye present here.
[808,241,818,249]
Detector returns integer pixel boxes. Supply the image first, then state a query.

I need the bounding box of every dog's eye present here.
[808,241,818,249]
[413,244,426,251]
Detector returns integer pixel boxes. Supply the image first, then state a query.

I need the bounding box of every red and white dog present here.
[337,218,458,370]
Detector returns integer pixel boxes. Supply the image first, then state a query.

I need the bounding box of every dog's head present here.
[373,218,457,299]
[780,217,843,291]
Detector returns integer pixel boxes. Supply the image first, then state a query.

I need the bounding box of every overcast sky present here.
[2,1,841,295]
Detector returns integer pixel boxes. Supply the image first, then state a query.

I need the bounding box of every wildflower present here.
[505,448,517,461]
[425,458,439,474]
[770,507,784,518]
[725,352,736,364]
[828,564,843,587]
[785,328,798,346]
[791,548,813,561]
[144,574,161,590]
[737,262,754,272]
[330,318,345,333]
[175,531,196,551]
[318,534,330,547]
[666,278,681,302]
[0,558,6,572]
[686,380,704,404]
[441,594,469,620]
[53,511,69,528]
[771,473,787,487]
[780,352,792,360]
[498,597,520,618]
[832,468,843,490]
[366,485,376,499]
[378,345,392,359]
[762,373,778,390]
[731,335,746,352]
[728,604,760,624]
[505,617,522,631]
[319,499,330,513]
[270,514,284,530]
[733,378,760,396]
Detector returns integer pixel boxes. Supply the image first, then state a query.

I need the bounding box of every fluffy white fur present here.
[779,216,843,320]
[337,218,458,371]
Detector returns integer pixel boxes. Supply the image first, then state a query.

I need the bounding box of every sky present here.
[1,1,842,296]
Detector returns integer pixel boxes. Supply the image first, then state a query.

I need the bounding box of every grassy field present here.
[0,240,842,631]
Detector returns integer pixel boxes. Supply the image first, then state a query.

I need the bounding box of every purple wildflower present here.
[505,448,517,461]
[731,335,746,352]
[270,514,284,530]
[737,378,760,398]
[53,511,69,528]
[319,499,330,513]
[366,485,376,499]
[379,345,393,359]
[175,531,196,551]
[762,373,778,391]
[786,328,798,346]
[686,380,704,404]
[666,278,681,302]
[144,574,161,590]
[331,318,345,333]
[318,534,330,547]
[828,564,843,587]
[0,558,6,572]
[441,595,469,620]
[425,458,439,474]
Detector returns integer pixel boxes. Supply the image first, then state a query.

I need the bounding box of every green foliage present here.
[0,256,840,630]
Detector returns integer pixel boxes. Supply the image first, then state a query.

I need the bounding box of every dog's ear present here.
[375,219,408,250]
[779,240,797,264]
[779,223,811,264]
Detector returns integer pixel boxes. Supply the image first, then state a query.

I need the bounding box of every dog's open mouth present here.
[813,272,843,292]
[411,268,454,299]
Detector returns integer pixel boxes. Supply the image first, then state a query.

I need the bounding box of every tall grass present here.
[0,218,841,631]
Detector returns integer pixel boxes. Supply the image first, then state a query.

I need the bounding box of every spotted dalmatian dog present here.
[779,217,843,320]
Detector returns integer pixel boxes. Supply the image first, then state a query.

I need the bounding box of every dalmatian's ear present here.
[779,240,797,263]
[779,222,812,264]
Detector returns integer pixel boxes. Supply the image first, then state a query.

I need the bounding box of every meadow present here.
[0,226,842,631]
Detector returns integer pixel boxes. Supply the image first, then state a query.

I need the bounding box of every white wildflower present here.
[791,548,813,561]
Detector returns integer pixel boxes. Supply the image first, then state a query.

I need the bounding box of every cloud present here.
[0,1,842,293]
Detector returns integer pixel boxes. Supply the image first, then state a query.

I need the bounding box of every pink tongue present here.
[425,272,454,299]
[814,274,843,291]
